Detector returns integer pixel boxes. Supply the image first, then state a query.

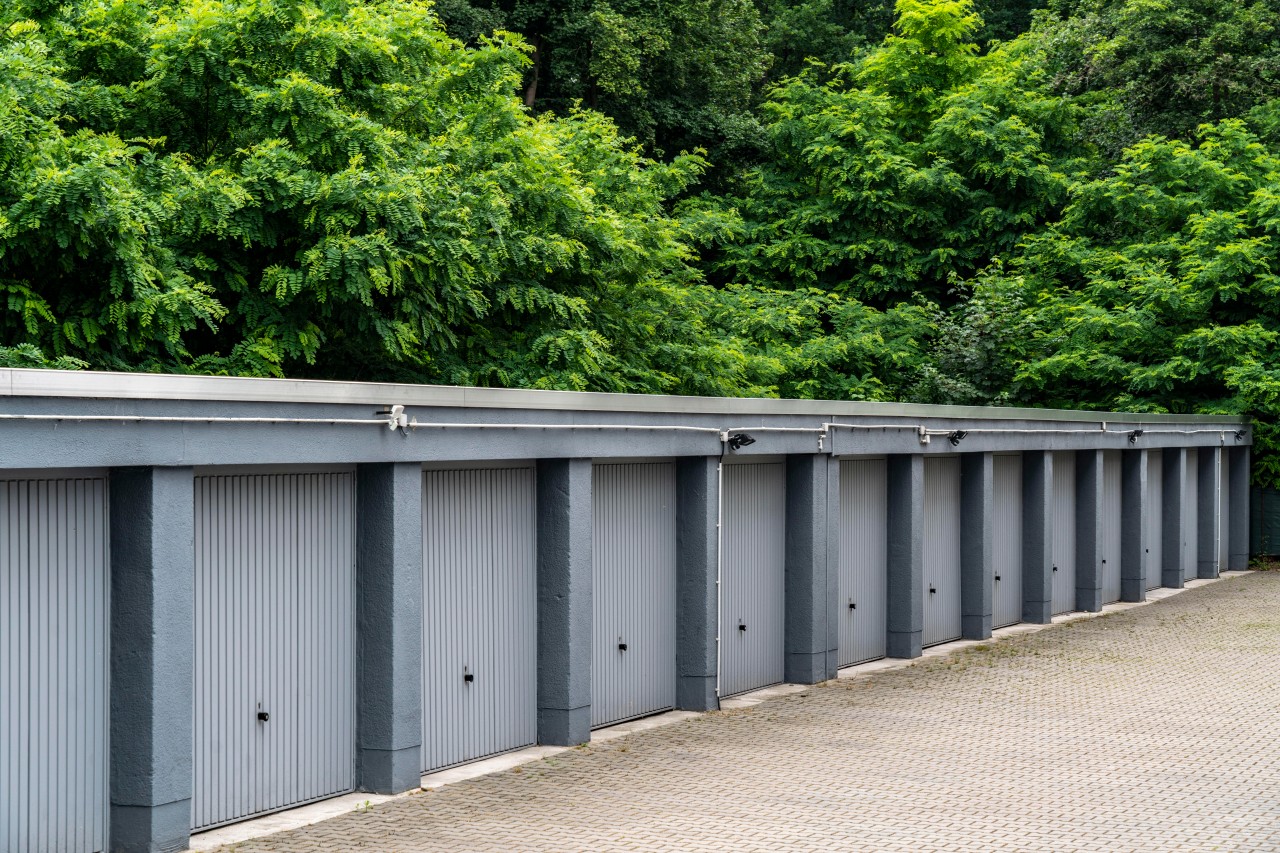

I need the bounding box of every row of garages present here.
[1,449,1235,848]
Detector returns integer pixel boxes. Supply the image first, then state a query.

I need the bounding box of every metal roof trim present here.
[0,368,1248,424]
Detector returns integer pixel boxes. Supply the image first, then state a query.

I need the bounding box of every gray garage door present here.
[1051,451,1077,615]
[993,455,1023,629]
[1146,451,1163,590]
[1183,449,1199,582]
[838,458,887,667]
[719,462,786,698]
[592,462,677,728]
[422,467,537,772]
[1101,451,1123,604]
[922,457,962,647]
[193,471,356,831]
[2,475,109,853]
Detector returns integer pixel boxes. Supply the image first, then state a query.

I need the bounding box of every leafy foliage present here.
[0,0,720,391]
[712,1,1082,303]
[1037,0,1280,153]
[2,0,1278,486]
[991,120,1280,483]
[433,0,771,171]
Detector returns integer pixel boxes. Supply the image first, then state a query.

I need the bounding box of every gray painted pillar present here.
[1230,445,1251,570]
[1022,450,1053,624]
[676,456,720,711]
[536,458,593,746]
[109,467,194,853]
[886,454,924,659]
[1120,450,1149,602]
[784,455,839,684]
[1197,448,1222,578]
[1075,451,1104,612]
[960,453,994,640]
[355,463,423,794]
[1161,449,1186,589]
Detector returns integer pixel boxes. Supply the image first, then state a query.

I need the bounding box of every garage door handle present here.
[738,622,747,632]
[463,673,474,683]
[618,642,628,652]
[994,575,1001,582]
[848,600,856,611]
[1053,565,1058,572]
[929,586,936,594]
[257,711,269,723]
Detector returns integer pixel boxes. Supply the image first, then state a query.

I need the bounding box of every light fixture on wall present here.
[726,433,756,450]
[1128,429,1144,444]
[947,430,967,446]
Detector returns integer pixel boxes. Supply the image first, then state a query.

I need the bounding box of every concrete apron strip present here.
[837,571,1250,681]
[187,711,699,850]
[188,570,1248,852]
[186,791,405,851]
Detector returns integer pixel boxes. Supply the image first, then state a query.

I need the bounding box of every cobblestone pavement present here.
[218,573,1280,852]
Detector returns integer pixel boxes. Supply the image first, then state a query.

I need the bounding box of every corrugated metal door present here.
[592,463,677,728]
[992,455,1023,628]
[1183,449,1199,581]
[1,476,108,853]
[922,457,962,647]
[1101,451,1123,603]
[193,472,356,831]
[719,462,786,697]
[1146,451,1163,590]
[1051,451,1077,615]
[422,468,537,772]
[838,458,887,667]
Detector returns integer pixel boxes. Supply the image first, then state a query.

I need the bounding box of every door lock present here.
[848,600,856,611]
[1053,565,1058,572]
[618,641,628,652]
[463,666,474,684]
[995,575,1001,582]
[738,622,747,632]
[929,586,936,594]
[257,711,269,723]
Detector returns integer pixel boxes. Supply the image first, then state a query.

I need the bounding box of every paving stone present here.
[214,573,1280,852]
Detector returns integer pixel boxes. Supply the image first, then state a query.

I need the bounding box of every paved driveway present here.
[217,573,1280,852]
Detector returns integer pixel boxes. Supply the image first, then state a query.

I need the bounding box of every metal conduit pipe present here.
[715,457,725,700]
[0,411,1245,450]
[0,413,394,426]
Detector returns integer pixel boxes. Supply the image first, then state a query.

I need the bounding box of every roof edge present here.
[0,368,1248,424]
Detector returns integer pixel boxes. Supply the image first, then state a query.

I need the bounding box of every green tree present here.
[714,0,1082,303]
[1035,0,1280,151]
[433,0,771,167]
[0,0,722,391]
[965,120,1280,483]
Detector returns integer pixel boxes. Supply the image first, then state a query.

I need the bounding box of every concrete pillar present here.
[109,467,194,853]
[355,463,423,794]
[676,456,720,711]
[1230,445,1251,570]
[1197,448,1222,578]
[960,453,994,640]
[784,455,839,684]
[1075,450,1104,612]
[1120,450,1149,602]
[536,458,592,746]
[886,454,924,659]
[1161,449,1186,589]
[1022,450,1053,624]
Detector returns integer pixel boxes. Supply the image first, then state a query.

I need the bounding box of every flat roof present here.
[0,368,1246,423]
